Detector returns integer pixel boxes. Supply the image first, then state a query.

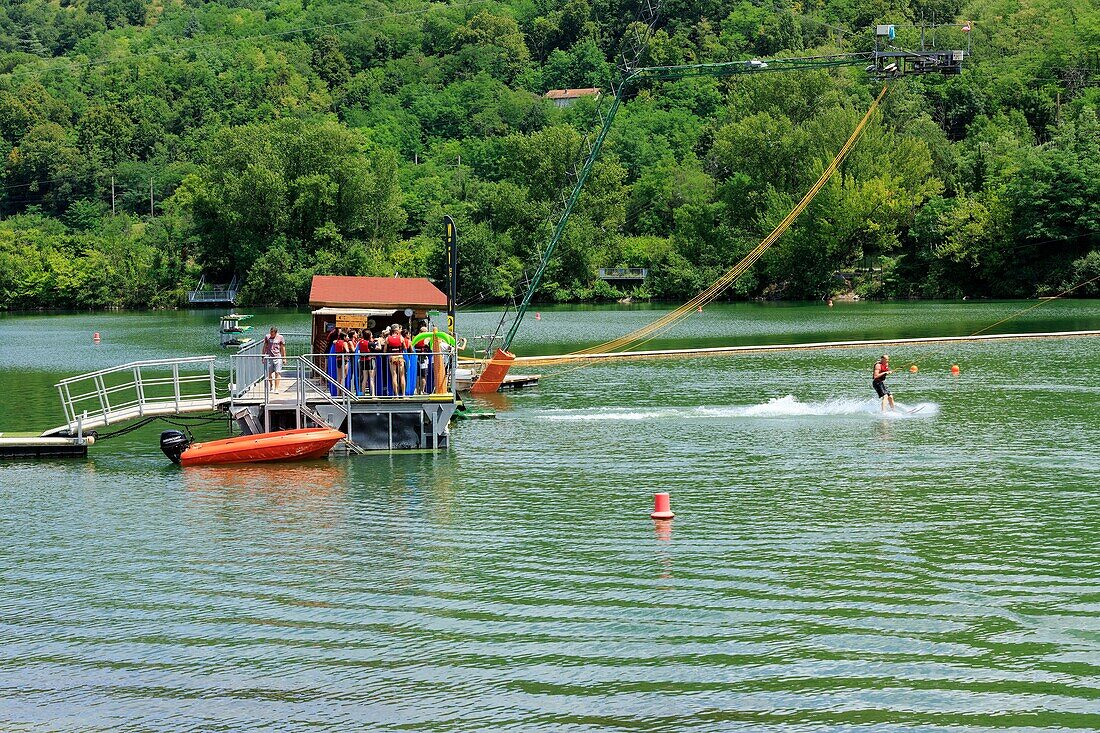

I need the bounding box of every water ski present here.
[906,406,925,415]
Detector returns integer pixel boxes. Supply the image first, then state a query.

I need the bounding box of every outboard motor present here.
[160,430,191,465]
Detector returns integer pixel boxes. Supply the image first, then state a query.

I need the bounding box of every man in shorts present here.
[872,354,895,411]
[262,326,286,392]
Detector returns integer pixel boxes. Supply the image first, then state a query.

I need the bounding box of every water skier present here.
[872,354,895,411]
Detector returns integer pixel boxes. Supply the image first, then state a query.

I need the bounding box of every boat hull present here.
[180,428,346,466]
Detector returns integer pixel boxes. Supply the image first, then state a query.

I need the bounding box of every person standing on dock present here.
[415,326,431,394]
[386,325,407,396]
[359,330,375,396]
[262,327,286,392]
[872,354,895,411]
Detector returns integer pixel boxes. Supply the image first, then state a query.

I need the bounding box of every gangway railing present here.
[231,349,457,403]
[188,274,240,304]
[231,339,266,398]
[48,357,221,436]
[290,357,365,454]
[229,333,313,398]
[598,267,648,280]
[189,289,238,304]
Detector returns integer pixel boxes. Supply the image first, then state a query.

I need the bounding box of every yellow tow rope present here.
[531,84,891,373]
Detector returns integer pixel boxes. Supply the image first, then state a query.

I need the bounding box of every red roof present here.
[544,87,601,100]
[309,276,448,309]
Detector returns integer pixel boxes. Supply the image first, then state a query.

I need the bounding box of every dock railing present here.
[187,274,240,304]
[230,332,312,398]
[230,349,456,404]
[291,355,353,428]
[53,357,221,434]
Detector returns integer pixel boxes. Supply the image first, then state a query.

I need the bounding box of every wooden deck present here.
[1,433,94,458]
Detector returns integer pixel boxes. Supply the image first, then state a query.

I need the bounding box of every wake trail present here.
[539,395,939,422]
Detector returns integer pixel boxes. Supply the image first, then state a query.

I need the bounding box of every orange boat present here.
[160,428,346,466]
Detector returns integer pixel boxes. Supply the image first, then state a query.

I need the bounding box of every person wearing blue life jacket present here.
[414,325,432,394]
[345,329,361,394]
[358,329,375,396]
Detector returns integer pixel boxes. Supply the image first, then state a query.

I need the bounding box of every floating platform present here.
[455,368,540,391]
[499,373,540,390]
[0,433,94,459]
[229,373,457,453]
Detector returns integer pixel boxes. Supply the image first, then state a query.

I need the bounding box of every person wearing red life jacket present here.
[386,324,407,396]
[332,330,350,386]
[872,354,895,411]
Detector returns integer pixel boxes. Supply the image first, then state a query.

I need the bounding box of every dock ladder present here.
[289,357,366,455]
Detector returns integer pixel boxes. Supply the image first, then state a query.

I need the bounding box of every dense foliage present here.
[0,0,1097,309]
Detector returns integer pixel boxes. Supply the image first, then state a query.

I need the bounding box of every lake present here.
[1,300,1099,731]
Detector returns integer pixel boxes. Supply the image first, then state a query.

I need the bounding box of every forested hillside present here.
[0,0,1097,309]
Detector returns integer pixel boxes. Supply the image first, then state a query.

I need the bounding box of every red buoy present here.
[650,492,675,520]
[697,305,703,313]
[93,332,101,342]
[950,364,960,375]
[535,312,541,320]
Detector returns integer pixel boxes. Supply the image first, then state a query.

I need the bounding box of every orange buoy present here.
[950,364,960,375]
[909,365,918,373]
[827,298,834,307]
[697,305,703,313]
[650,492,675,520]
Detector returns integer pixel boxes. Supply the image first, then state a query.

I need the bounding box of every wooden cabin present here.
[228,275,457,452]
[309,275,449,349]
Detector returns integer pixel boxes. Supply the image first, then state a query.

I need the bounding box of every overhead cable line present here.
[529,84,890,370]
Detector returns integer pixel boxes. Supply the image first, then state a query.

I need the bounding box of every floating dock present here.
[0,433,94,459]
[228,362,457,452]
[455,368,540,391]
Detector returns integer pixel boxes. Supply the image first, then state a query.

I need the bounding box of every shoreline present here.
[3,296,1098,318]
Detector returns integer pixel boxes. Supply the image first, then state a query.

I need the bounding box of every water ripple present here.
[1,308,1099,730]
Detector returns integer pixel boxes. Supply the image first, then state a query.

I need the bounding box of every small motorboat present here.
[160,428,346,466]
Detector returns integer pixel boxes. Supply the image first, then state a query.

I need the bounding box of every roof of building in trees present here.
[309,276,448,309]
[544,87,601,99]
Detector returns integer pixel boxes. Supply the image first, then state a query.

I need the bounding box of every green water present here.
[1,301,1099,731]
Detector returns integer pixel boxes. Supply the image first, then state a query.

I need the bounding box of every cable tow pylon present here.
[471,21,969,391]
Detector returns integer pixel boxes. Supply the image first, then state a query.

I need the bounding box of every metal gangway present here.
[597,267,648,281]
[43,357,225,436]
[187,274,240,305]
